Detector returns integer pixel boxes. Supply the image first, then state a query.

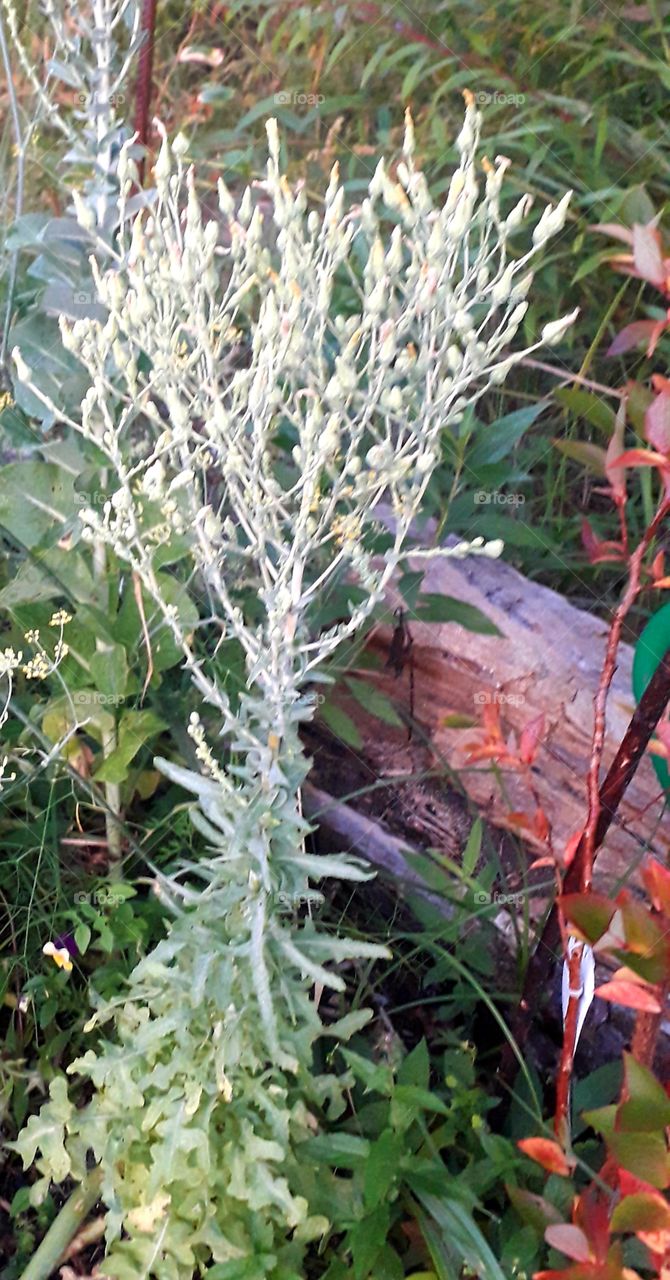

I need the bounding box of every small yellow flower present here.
[43,941,73,972]
[49,610,73,627]
[24,629,40,644]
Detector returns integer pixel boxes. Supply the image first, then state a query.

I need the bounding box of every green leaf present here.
[89,643,129,701]
[93,709,167,784]
[9,314,90,426]
[345,677,404,726]
[414,594,501,636]
[305,1132,371,1167]
[320,700,363,749]
[414,1190,508,1280]
[74,923,91,955]
[618,1053,670,1132]
[559,892,615,943]
[553,439,608,475]
[349,1203,390,1280]
[611,1191,670,1234]
[113,574,199,674]
[554,388,615,434]
[462,819,482,878]
[608,1130,670,1189]
[0,461,77,548]
[364,1130,403,1209]
[325,1009,374,1040]
[398,1038,430,1089]
[466,403,547,468]
[7,1078,72,1182]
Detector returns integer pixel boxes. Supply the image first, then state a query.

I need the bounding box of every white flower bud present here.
[540,307,579,346]
[532,190,573,246]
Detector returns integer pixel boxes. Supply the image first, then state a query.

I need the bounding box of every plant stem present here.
[0,5,28,373]
[133,0,157,181]
[18,1168,103,1280]
[92,485,123,874]
[498,631,670,1097]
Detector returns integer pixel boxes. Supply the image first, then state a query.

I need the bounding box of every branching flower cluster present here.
[10,100,577,1277]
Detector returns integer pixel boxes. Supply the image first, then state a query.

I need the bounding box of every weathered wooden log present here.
[324,538,669,898]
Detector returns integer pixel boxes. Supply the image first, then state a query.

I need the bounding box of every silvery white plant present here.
[10,99,577,1278]
[1,0,141,229]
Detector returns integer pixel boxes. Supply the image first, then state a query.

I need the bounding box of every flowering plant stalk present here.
[10,98,576,1278]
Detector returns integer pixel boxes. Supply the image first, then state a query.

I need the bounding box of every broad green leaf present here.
[0,461,77,548]
[466,403,547,468]
[553,439,608,474]
[320,700,363,749]
[345,677,404,726]
[608,1130,670,1189]
[618,1053,670,1131]
[93,709,167,784]
[89,643,129,701]
[398,1038,430,1090]
[305,1132,371,1167]
[554,388,615,434]
[113,573,199,673]
[414,594,501,636]
[349,1202,390,1280]
[364,1129,402,1209]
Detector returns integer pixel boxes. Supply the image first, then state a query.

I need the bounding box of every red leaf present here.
[619,1169,660,1198]
[594,979,662,1013]
[545,1224,592,1262]
[650,550,665,582]
[605,401,627,501]
[581,518,626,564]
[645,390,670,455]
[641,858,670,916]
[564,828,584,868]
[632,223,667,290]
[611,448,669,467]
[533,807,551,842]
[518,1137,574,1176]
[644,317,670,357]
[590,222,635,246]
[519,713,545,765]
[607,320,658,356]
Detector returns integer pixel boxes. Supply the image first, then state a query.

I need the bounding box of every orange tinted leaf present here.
[642,858,670,916]
[581,518,626,564]
[594,980,661,1013]
[519,713,545,765]
[611,448,668,467]
[564,829,584,868]
[517,1137,574,1176]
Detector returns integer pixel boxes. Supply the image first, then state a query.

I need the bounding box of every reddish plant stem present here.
[631,976,669,1073]
[554,941,583,1147]
[133,0,157,183]
[581,500,669,894]
[498,499,670,1101]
